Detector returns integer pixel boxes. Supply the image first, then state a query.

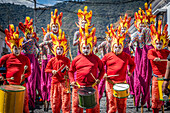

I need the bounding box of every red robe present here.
[102,52,135,82]
[148,49,170,77]
[148,48,170,110]
[69,53,105,86]
[0,53,31,85]
[45,55,70,84]
[45,55,71,113]
[68,53,105,113]
[102,52,135,113]
[0,53,31,113]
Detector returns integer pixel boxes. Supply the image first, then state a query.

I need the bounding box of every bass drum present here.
[0,85,26,113]
[78,87,97,109]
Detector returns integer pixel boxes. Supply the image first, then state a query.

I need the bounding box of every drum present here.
[113,83,129,98]
[157,78,170,101]
[0,85,26,113]
[78,87,97,109]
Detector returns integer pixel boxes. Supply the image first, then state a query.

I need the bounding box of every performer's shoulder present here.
[64,56,70,62]
[120,52,131,59]
[20,54,29,60]
[1,54,11,59]
[72,54,82,61]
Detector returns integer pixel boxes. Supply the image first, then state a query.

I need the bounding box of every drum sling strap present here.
[6,81,25,86]
[76,82,97,88]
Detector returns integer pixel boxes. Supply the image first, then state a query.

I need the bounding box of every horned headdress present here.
[50,29,68,56]
[5,24,24,51]
[150,20,169,49]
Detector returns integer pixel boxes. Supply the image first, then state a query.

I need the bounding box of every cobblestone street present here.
[31,95,170,113]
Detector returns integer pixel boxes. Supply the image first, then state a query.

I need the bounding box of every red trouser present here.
[50,82,71,113]
[106,81,127,113]
[152,77,163,110]
[72,85,100,113]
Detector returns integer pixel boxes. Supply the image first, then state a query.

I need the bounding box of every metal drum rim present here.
[0,85,26,92]
[113,83,129,91]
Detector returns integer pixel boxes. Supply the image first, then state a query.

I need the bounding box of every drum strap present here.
[153,74,164,78]
[6,81,25,85]
[76,82,97,88]
[153,74,158,78]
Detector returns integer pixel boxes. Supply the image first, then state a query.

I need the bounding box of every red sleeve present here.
[0,54,10,67]
[97,57,105,80]
[45,58,53,73]
[101,54,107,66]
[24,57,31,78]
[68,59,76,83]
[128,55,136,73]
[147,49,156,60]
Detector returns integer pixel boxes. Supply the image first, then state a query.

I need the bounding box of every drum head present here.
[113,84,129,91]
[0,85,26,92]
[78,87,96,96]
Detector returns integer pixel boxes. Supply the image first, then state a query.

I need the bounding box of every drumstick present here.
[52,64,64,77]
[90,73,97,81]
[107,74,119,78]
[71,84,85,88]
[3,77,14,81]
[20,65,28,83]
[160,59,168,62]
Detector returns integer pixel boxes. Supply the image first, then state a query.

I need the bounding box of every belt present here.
[76,82,97,88]
[153,74,158,77]
[6,80,25,85]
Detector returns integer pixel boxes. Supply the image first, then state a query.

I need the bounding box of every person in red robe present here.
[0,24,31,113]
[147,20,170,113]
[69,24,105,113]
[45,29,71,113]
[102,25,135,113]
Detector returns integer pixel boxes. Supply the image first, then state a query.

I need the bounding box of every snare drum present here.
[78,87,97,109]
[0,85,26,113]
[157,78,170,101]
[113,83,129,98]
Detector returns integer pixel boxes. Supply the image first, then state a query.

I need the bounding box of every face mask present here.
[82,44,91,55]
[155,40,163,50]
[113,44,123,55]
[26,33,32,39]
[12,46,21,56]
[139,24,145,31]
[81,20,87,29]
[56,46,64,56]
[107,37,112,43]
[121,28,126,33]
[52,24,59,33]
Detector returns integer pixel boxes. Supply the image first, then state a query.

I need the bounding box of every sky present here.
[0,0,65,8]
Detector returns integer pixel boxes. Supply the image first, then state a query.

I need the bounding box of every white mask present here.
[81,20,87,29]
[107,37,112,43]
[82,44,91,55]
[121,27,126,34]
[113,44,123,55]
[26,33,32,39]
[155,40,163,50]
[139,23,145,31]
[12,46,21,56]
[56,46,63,56]
[52,24,59,33]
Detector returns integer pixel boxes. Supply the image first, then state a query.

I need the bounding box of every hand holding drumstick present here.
[0,76,14,81]
[90,73,100,84]
[20,65,28,83]
[52,64,64,77]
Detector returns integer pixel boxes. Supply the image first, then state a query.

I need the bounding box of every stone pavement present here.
[30,95,170,113]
